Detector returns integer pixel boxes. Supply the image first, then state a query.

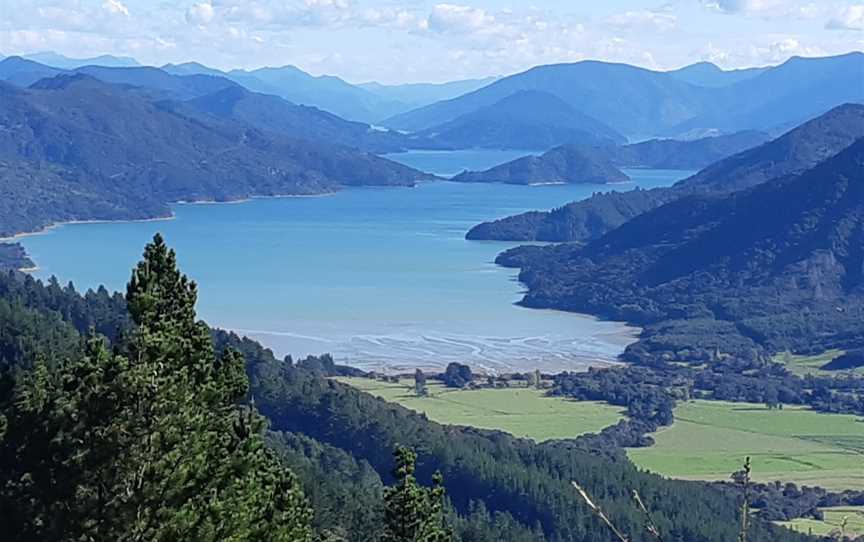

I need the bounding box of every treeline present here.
[0,238,814,541]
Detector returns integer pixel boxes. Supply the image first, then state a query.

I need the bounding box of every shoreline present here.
[6,185,643,368]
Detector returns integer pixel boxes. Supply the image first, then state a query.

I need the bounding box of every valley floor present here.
[335,377,625,442]
[627,400,864,491]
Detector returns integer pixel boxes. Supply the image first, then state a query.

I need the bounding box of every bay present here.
[19,151,691,373]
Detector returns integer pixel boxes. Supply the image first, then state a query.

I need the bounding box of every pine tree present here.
[383,447,452,542]
[414,369,428,397]
[0,234,312,541]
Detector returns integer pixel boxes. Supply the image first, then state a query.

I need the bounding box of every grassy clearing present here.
[628,400,864,491]
[778,506,864,537]
[774,349,864,377]
[336,377,624,442]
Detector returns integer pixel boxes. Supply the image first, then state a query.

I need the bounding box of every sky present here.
[1,0,863,84]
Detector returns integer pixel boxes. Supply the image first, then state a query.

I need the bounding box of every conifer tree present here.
[383,447,452,542]
[0,234,312,541]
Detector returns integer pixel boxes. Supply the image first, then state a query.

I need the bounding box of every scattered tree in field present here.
[0,233,312,542]
[415,369,428,397]
[534,369,542,389]
[442,362,472,388]
[383,447,452,542]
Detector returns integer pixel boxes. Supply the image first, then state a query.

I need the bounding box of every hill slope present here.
[468,104,864,241]
[499,138,864,360]
[0,76,429,238]
[181,85,432,153]
[418,90,625,150]
[452,145,629,185]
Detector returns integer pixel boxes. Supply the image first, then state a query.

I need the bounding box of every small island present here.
[451,145,630,185]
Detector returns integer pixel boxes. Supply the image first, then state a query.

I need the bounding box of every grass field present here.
[774,349,864,377]
[628,400,864,491]
[778,506,864,538]
[336,378,624,442]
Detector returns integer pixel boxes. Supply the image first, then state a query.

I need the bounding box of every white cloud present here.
[703,0,823,19]
[607,9,677,32]
[826,4,864,30]
[103,0,130,17]
[186,3,215,26]
[427,4,496,34]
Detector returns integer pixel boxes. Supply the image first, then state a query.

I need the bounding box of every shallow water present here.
[20,151,691,373]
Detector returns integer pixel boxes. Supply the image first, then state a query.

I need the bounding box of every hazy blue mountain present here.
[667,61,767,87]
[383,59,711,135]
[417,90,626,150]
[385,53,864,138]
[232,65,411,123]
[359,76,498,108]
[674,52,864,134]
[0,56,63,86]
[0,75,430,237]
[161,61,229,78]
[163,61,413,123]
[23,51,141,69]
[609,130,771,169]
[467,103,864,241]
[452,145,629,185]
[181,85,435,153]
[73,65,237,100]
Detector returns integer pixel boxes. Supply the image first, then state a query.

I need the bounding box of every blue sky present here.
[2,0,862,83]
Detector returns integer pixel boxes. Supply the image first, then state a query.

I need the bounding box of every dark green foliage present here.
[442,362,473,388]
[821,350,864,371]
[0,234,313,541]
[383,447,452,542]
[251,361,812,542]
[0,243,34,271]
[498,137,864,364]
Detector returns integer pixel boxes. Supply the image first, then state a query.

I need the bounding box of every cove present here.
[19,154,691,373]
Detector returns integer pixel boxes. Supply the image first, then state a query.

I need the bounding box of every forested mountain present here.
[0,58,421,153]
[0,75,429,238]
[0,241,813,542]
[181,85,434,153]
[610,130,770,169]
[383,53,864,138]
[498,138,864,361]
[467,104,864,241]
[452,145,629,185]
[163,62,411,123]
[417,90,625,150]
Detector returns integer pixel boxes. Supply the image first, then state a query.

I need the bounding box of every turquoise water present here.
[20,154,690,373]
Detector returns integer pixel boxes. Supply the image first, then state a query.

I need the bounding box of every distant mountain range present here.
[416,90,625,150]
[358,77,499,108]
[467,104,864,241]
[666,61,767,88]
[452,145,629,185]
[0,74,430,238]
[496,136,864,359]
[0,56,430,154]
[384,53,864,139]
[23,51,141,69]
